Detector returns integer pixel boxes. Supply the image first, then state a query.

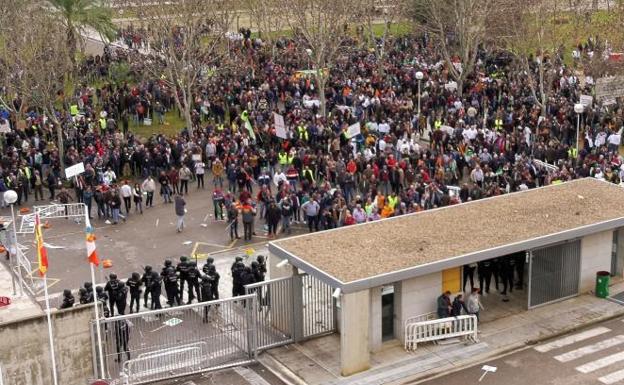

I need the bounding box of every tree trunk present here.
[54,118,65,177]
[318,73,327,118]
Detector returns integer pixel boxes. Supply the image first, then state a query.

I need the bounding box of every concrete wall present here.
[580,230,613,292]
[0,304,94,385]
[369,287,382,352]
[396,272,442,343]
[340,290,370,376]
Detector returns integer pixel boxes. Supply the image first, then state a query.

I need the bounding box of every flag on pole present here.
[85,219,99,266]
[35,214,48,276]
[241,110,256,141]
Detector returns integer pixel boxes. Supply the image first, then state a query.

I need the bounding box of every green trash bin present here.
[596,271,611,298]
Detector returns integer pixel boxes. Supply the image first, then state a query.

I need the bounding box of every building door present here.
[528,240,581,309]
[381,285,394,341]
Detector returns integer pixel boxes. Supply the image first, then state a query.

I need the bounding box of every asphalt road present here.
[3,177,307,302]
[417,315,624,385]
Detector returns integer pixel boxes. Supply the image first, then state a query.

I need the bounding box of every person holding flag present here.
[241,110,256,142]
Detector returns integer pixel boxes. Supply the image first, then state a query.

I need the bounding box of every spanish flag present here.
[85,219,99,266]
[35,214,48,277]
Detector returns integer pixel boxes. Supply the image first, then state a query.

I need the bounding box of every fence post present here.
[292,273,304,342]
[245,296,256,360]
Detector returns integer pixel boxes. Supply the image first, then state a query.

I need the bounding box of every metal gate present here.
[528,240,581,309]
[245,273,336,351]
[91,295,257,385]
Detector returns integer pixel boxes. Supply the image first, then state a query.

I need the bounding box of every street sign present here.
[479,365,497,382]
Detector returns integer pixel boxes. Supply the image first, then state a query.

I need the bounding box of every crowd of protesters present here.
[0,29,623,236]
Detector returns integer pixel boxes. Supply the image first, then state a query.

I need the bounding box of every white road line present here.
[599,368,624,384]
[576,351,624,373]
[554,335,624,362]
[534,327,611,353]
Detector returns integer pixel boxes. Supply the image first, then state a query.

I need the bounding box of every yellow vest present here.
[278,153,289,165]
[99,118,107,130]
[70,105,79,116]
[298,126,308,141]
[434,120,442,130]
[495,118,503,131]
[388,195,398,210]
[568,147,578,158]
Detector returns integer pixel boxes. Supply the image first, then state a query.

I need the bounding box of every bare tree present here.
[277,0,360,117]
[413,0,493,96]
[244,0,285,59]
[0,1,72,172]
[138,0,236,131]
[360,0,409,74]
[491,0,566,116]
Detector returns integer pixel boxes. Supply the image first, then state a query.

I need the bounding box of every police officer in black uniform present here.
[115,281,128,315]
[231,256,245,296]
[96,286,110,317]
[104,273,121,316]
[501,257,516,297]
[176,256,191,301]
[200,275,213,322]
[202,257,215,275]
[83,281,94,303]
[256,255,267,276]
[60,289,75,309]
[127,272,143,313]
[514,252,525,289]
[150,271,162,310]
[187,261,201,303]
[162,259,180,306]
[141,265,153,308]
[78,288,89,304]
[478,260,493,294]
[207,264,220,300]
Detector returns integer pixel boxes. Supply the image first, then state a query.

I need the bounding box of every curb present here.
[258,352,308,385]
[400,308,624,385]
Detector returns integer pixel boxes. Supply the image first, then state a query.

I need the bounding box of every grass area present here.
[130,110,186,138]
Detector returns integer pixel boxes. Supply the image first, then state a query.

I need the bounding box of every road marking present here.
[534,327,611,353]
[576,350,624,373]
[554,335,624,362]
[599,368,624,384]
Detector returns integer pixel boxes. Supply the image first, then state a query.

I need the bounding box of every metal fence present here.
[528,240,581,308]
[301,274,335,339]
[92,294,257,385]
[245,276,295,351]
[245,273,337,351]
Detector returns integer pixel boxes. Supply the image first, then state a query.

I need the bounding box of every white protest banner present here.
[0,120,10,133]
[603,97,617,106]
[65,162,85,179]
[580,95,593,107]
[346,122,361,139]
[273,112,287,139]
[192,154,202,162]
[444,81,458,91]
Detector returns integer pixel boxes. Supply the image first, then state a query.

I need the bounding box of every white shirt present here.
[195,162,205,175]
[120,184,132,198]
[378,122,390,133]
[608,133,621,146]
[273,172,287,187]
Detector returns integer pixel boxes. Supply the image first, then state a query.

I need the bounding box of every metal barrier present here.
[301,274,335,339]
[92,295,257,385]
[404,315,478,351]
[245,276,295,350]
[245,273,337,350]
[404,311,437,327]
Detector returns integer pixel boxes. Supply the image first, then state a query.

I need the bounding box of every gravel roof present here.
[273,178,624,284]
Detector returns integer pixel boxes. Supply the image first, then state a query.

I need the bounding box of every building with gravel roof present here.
[268,178,624,375]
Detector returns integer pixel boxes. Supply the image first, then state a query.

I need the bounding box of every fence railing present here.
[93,294,257,385]
[404,311,437,327]
[404,315,478,351]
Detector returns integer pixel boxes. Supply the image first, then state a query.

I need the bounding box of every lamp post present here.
[415,71,424,117]
[4,189,21,296]
[574,103,585,158]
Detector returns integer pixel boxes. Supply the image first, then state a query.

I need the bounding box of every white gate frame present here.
[404,315,478,351]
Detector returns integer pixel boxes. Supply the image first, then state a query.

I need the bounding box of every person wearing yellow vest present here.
[278,151,289,166]
[387,192,399,211]
[99,117,107,132]
[494,117,503,132]
[70,104,79,116]
[568,146,578,159]
[434,119,442,131]
[297,125,309,142]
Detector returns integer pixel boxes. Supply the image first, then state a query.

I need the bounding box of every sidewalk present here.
[261,283,624,385]
[0,262,43,324]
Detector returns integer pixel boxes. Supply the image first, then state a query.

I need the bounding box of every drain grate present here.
[609,291,624,304]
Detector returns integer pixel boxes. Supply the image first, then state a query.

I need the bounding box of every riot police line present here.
[59,254,267,317]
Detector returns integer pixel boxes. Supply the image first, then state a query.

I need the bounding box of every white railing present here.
[404,311,437,327]
[405,315,478,351]
[122,342,208,384]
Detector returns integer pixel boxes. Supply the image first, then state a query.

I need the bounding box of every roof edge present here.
[268,243,345,289]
